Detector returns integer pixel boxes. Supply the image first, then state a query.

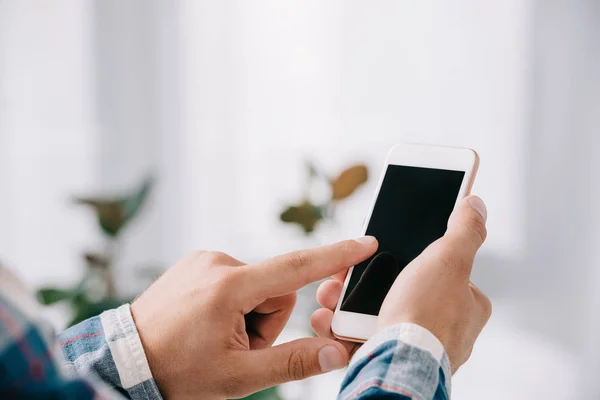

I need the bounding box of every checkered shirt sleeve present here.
[338,323,451,400]
[0,266,161,399]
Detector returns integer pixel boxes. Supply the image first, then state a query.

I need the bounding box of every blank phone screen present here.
[340,165,465,316]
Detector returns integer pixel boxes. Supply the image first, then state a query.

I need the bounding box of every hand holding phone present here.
[331,143,480,342]
[311,195,491,372]
[377,196,491,372]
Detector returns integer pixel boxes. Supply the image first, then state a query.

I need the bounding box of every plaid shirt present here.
[0,266,450,399]
[340,324,451,400]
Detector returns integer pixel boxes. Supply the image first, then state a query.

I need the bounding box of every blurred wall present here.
[0,0,531,289]
[175,0,529,259]
[0,1,98,288]
[526,0,600,396]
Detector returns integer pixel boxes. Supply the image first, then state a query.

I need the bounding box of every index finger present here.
[244,237,378,302]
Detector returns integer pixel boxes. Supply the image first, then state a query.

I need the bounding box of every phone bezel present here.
[331,143,480,342]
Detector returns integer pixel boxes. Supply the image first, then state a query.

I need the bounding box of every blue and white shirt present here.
[0,266,450,399]
[340,324,450,400]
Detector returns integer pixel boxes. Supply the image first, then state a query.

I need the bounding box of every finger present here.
[246,309,293,349]
[244,237,378,302]
[253,293,296,315]
[310,308,359,356]
[186,250,247,269]
[310,308,336,338]
[340,251,398,313]
[316,280,343,310]
[247,293,296,348]
[331,269,348,284]
[433,196,487,278]
[224,254,246,267]
[469,282,493,323]
[241,337,349,391]
[381,197,488,310]
[445,196,487,255]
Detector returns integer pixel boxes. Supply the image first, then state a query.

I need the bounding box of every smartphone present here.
[331,143,479,342]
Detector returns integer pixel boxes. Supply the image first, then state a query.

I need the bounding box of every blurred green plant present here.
[280,162,369,233]
[37,176,155,326]
[241,387,282,400]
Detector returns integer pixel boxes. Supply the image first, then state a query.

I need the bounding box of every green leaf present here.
[122,176,154,226]
[74,175,153,238]
[73,198,125,238]
[280,200,324,234]
[97,208,123,237]
[68,292,93,325]
[37,288,74,305]
[239,387,282,400]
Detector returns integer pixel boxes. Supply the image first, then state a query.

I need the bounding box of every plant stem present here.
[104,238,118,298]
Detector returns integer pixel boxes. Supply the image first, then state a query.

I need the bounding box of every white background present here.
[1,1,599,398]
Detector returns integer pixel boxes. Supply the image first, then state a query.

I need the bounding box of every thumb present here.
[243,337,348,390]
[445,195,487,256]
[422,195,486,280]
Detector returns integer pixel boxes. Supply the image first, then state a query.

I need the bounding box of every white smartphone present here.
[331,143,479,342]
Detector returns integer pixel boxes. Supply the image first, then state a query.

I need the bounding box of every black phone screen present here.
[340,164,465,316]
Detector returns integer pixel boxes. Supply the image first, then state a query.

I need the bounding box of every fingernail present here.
[319,345,345,372]
[468,196,487,222]
[354,235,376,245]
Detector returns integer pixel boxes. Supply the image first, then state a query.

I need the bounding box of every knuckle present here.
[188,250,207,262]
[286,348,312,381]
[205,270,245,304]
[336,239,355,255]
[217,269,244,290]
[480,293,493,319]
[284,251,311,272]
[461,346,474,365]
[202,250,229,265]
[471,284,493,319]
[466,213,488,244]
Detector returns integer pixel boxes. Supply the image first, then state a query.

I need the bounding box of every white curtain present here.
[174,0,529,258]
[0,1,98,289]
